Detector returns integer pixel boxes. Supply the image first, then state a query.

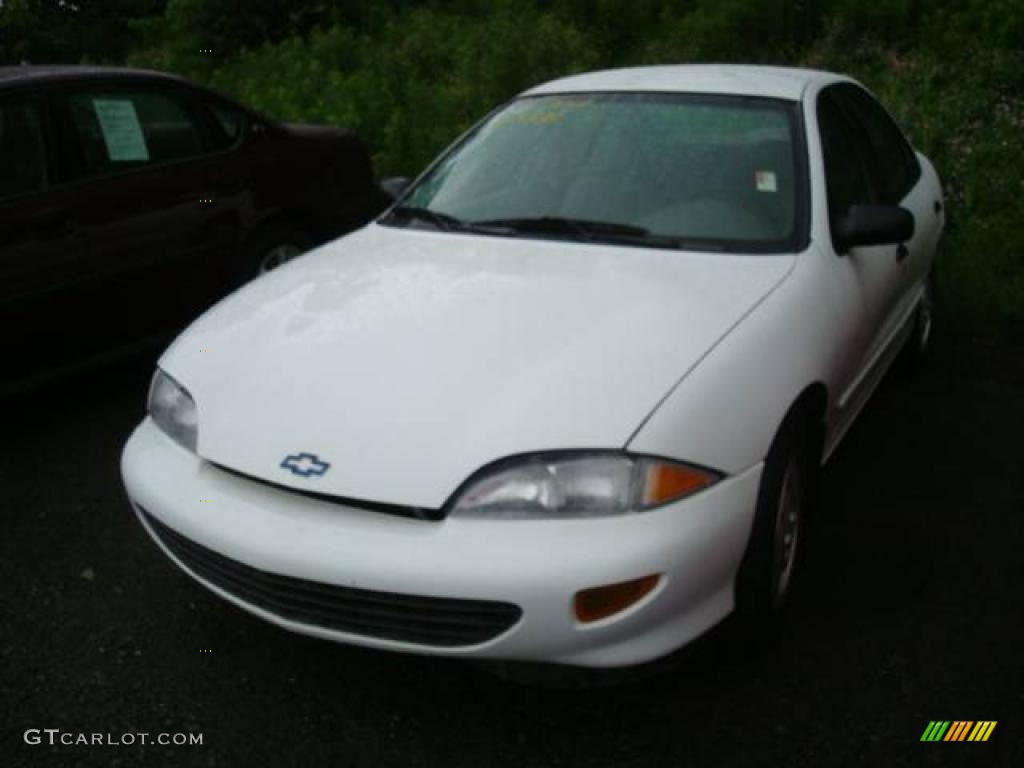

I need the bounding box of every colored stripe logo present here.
[921,721,996,742]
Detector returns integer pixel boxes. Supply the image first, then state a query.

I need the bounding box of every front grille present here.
[141,509,522,647]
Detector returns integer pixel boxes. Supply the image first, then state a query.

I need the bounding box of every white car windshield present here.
[385,92,807,253]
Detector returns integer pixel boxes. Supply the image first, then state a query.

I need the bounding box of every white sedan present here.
[121,65,943,669]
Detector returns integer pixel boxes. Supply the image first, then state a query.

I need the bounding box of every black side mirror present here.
[835,205,914,253]
[380,176,413,202]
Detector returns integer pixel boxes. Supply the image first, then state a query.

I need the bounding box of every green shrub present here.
[31,0,1024,339]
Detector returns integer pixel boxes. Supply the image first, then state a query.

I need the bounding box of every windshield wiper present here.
[384,211,727,251]
[472,216,650,239]
[383,206,466,232]
[473,216,727,251]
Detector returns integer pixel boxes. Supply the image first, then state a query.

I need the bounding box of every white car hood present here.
[160,224,794,508]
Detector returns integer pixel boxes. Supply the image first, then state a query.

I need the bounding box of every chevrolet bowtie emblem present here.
[280,452,331,478]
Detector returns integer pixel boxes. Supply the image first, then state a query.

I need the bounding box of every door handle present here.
[896,243,909,262]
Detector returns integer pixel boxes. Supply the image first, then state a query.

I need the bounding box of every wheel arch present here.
[778,382,828,466]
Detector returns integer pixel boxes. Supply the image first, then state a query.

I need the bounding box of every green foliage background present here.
[2,0,1022,337]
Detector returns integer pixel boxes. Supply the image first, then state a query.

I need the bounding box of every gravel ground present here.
[1,331,1021,767]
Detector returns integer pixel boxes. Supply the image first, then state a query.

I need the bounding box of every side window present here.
[0,97,49,201]
[835,84,921,205]
[63,88,204,179]
[206,100,246,151]
[817,89,874,238]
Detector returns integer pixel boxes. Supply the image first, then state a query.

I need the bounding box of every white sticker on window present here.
[755,170,777,193]
[93,99,149,161]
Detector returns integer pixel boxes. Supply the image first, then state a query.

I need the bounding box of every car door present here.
[0,90,88,392]
[816,85,905,419]
[50,80,237,356]
[831,83,940,321]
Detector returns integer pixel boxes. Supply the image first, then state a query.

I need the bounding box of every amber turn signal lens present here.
[642,462,718,507]
[574,574,661,623]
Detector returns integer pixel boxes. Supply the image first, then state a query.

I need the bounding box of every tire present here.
[733,409,817,642]
[234,223,312,286]
[896,272,935,377]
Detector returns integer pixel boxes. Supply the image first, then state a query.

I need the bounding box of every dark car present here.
[0,65,390,394]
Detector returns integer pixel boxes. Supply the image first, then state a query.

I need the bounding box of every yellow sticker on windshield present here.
[509,111,566,125]
[498,98,594,127]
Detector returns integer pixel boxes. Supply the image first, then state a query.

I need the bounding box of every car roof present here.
[0,64,188,87]
[523,64,846,101]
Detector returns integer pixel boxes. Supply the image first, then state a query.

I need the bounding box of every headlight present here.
[450,453,721,519]
[148,369,198,452]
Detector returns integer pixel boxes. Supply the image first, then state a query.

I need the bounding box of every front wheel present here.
[234,224,312,286]
[734,413,815,638]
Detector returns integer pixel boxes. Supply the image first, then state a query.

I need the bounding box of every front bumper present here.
[122,418,762,667]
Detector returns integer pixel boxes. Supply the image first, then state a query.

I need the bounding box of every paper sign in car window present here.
[93,99,149,162]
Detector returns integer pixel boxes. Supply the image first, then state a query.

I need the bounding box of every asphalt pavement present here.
[1,331,1021,767]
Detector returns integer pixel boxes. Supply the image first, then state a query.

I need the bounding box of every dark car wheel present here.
[734,409,816,641]
[236,224,312,285]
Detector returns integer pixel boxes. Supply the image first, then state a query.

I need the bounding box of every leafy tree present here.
[1,0,1021,334]
[0,0,166,65]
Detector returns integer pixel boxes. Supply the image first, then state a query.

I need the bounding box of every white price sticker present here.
[754,170,777,193]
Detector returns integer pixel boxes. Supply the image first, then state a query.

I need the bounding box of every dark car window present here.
[62,88,204,178]
[0,97,49,201]
[206,101,246,150]
[817,89,874,245]
[833,83,921,205]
